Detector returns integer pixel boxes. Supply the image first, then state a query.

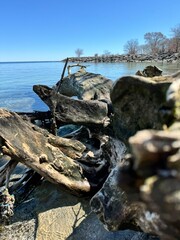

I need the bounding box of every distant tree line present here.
[75,24,180,57]
[123,24,180,55]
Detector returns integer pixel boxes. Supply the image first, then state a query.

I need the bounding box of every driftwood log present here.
[0,67,118,223]
[55,67,113,100]
[0,109,90,195]
[0,108,125,197]
[33,85,110,127]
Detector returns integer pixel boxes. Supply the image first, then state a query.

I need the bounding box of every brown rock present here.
[111,75,172,140]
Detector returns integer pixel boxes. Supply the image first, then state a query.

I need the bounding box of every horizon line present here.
[0,60,63,64]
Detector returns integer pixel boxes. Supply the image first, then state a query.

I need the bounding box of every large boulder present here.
[111,73,180,141]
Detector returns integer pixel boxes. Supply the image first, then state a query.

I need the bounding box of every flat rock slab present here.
[0,180,159,240]
[35,181,90,240]
[34,181,158,240]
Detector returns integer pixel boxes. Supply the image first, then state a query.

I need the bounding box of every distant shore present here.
[63,53,180,63]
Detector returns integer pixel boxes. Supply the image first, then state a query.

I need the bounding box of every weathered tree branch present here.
[0,109,90,195]
[55,69,113,100]
[0,108,124,196]
[33,85,110,127]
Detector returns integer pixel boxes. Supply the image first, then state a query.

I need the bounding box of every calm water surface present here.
[0,61,179,112]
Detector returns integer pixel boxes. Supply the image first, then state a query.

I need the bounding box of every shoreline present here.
[1,53,179,64]
[63,53,180,63]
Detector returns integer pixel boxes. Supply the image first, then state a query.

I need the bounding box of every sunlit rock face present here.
[111,75,173,141]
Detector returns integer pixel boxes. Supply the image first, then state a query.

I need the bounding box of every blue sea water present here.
[0,61,179,112]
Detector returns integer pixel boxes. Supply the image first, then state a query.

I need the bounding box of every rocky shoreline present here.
[63,53,180,63]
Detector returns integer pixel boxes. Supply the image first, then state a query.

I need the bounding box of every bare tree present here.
[123,39,139,55]
[138,44,150,54]
[103,50,111,56]
[75,48,84,57]
[170,24,180,53]
[144,32,167,55]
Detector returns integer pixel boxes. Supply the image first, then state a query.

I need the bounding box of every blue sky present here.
[0,0,180,61]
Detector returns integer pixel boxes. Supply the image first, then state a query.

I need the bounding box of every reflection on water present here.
[85,61,180,80]
[0,97,35,112]
[0,61,179,112]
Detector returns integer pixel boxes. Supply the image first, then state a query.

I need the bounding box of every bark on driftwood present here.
[0,108,124,197]
[33,85,110,127]
[0,108,90,196]
[56,67,113,100]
